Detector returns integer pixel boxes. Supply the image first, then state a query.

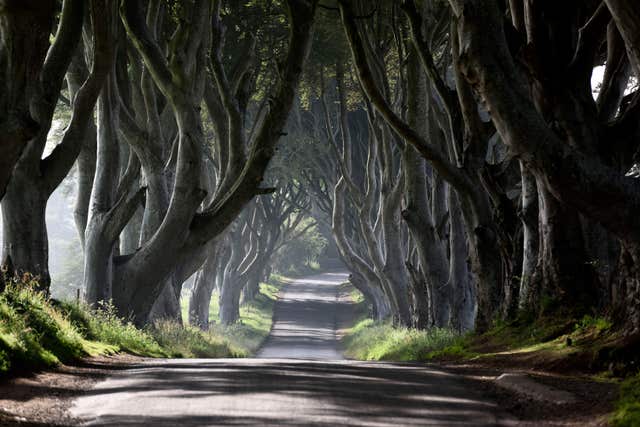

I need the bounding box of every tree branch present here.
[339,0,473,195]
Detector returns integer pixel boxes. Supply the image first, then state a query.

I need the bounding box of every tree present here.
[1,0,114,291]
[444,0,640,332]
[92,0,319,326]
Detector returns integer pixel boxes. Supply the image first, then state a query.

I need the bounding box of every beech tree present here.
[446,0,640,332]
[1,0,113,290]
[3,0,640,338]
[90,0,319,325]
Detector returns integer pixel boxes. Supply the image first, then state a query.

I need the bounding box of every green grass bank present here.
[341,285,640,426]
[181,274,288,355]
[0,273,288,377]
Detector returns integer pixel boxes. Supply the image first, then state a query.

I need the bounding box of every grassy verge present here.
[341,283,640,425]
[0,276,243,377]
[343,319,462,361]
[340,285,462,361]
[424,313,624,369]
[181,274,288,355]
[611,373,640,426]
[0,281,114,375]
[424,315,640,426]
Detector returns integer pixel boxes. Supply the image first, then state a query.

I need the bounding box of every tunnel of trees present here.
[1,0,639,337]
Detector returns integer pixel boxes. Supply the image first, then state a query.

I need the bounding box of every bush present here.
[574,315,612,334]
[343,319,461,362]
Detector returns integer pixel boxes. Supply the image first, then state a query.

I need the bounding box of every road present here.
[71,272,511,426]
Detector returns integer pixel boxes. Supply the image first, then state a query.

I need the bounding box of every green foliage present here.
[151,321,245,358]
[182,276,285,355]
[575,315,612,334]
[271,219,328,275]
[63,301,244,359]
[61,301,165,357]
[343,319,461,362]
[611,373,640,427]
[425,344,474,360]
[209,279,283,354]
[0,275,248,377]
[349,287,365,304]
[0,278,95,375]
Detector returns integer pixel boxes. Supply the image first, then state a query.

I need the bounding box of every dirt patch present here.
[0,354,145,426]
[439,361,617,426]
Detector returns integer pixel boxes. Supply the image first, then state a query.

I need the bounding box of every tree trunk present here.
[147,279,182,324]
[380,193,412,326]
[189,242,220,330]
[349,270,389,321]
[120,205,142,255]
[518,164,539,309]
[67,50,97,248]
[83,75,120,305]
[459,194,506,331]
[1,185,49,290]
[404,49,451,328]
[241,271,261,303]
[448,191,476,331]
[219,279,242,325]
[0,0,59,200]
[332,179,391,321]
[533,184,598,314]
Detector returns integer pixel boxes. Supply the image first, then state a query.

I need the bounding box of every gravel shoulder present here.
[0,354,147,426]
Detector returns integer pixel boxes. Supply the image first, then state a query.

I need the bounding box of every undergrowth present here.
[152,320,245,358]
[0,278,91,374]
[61,301,165,357]
[611,373,640,427]
[343,319,462,361]
[0,275,244,377]
[182,277,285,355]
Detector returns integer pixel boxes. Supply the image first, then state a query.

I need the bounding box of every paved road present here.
[257,272,348,359]
[71,272,511,426]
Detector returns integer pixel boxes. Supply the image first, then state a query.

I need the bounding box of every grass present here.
[152,320,245,358]
[0,281,92,374]
[343,319,462,361]
[60,301,166,357]
[0,274,245,377]
[404,313,617,366]
[611,373,640,426]
[61,301,245,360]
[340,285,465,362]
[181,275,287,355]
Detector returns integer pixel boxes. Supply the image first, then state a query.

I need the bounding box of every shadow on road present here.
[73,359,503,426]
[70,272,508,426]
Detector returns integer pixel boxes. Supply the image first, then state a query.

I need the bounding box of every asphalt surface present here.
[71,272,511,426]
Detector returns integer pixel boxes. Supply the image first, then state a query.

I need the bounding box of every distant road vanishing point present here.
[71,272,511,426]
